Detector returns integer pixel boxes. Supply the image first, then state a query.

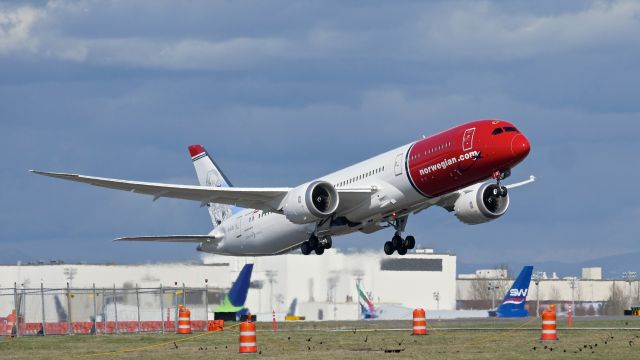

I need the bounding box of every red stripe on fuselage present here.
[406,120,530,198]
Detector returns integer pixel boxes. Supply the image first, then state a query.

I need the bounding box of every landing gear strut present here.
[300,235,333,256]
[383,216,416,256]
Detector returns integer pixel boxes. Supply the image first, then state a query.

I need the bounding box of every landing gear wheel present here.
[405,236,416,250]
[392,235,403,249]
[383,241,395,255]
[301,241,312,255]
[323,236,333,249]
[315,246,325,255]
[309,235,319,250]
[397,247,408,255]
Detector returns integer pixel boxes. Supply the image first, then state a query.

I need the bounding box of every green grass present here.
[2,319,640,359]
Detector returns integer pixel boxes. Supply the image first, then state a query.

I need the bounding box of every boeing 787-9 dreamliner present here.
[33,119,533,256]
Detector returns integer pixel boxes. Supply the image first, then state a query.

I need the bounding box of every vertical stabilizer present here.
[188,145,234,226]
[496,265,533,318]
[213,264,254,314]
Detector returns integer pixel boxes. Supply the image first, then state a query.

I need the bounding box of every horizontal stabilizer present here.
[114,235,220,243]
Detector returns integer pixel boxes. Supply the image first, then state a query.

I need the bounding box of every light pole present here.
[532,272,544,318]
[266,270,277,312]
[487,282,499,310]
[623,272,637,308]
[569,277,577,316]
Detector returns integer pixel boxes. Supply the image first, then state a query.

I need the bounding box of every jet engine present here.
[282,181,339,224]
[454,183,510,225]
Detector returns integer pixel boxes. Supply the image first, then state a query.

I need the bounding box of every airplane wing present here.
[30,170,290,212]
[335,187,376,214]
[114,235,220,243]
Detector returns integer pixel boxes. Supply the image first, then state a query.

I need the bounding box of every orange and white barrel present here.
[239,321,257,354]
[177,305,191,334]
[412,308,428,335]
[540,305,558,341]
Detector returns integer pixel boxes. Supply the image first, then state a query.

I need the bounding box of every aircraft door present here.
[394,153,403,176]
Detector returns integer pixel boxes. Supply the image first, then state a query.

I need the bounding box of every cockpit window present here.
[492,128,504,135]
[503,126,519,132]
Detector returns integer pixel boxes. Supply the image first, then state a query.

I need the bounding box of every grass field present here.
[2,319,640,359]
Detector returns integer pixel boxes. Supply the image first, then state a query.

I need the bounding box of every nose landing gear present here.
[300,235,333,255]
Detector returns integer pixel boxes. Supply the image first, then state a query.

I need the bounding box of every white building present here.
[205,248,457,320]
[0,248,457,321]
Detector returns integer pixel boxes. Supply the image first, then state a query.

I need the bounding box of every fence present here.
[0,283,224,336]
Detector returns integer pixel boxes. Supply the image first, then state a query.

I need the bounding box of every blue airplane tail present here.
[214,263,253,314]
[229,264,253,307]
[495,265,533,318]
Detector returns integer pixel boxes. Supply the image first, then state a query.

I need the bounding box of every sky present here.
[1,0,639,272]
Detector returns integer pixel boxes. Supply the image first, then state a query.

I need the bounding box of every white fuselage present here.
[200,143,418,255]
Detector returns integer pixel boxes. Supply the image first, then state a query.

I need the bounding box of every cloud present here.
[418,1,640,60]
[0,5,42,55]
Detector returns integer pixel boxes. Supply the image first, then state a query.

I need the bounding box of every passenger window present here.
[492,128,504,135]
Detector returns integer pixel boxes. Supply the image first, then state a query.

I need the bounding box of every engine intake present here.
[454,183,510,225]
[282,181,339,224]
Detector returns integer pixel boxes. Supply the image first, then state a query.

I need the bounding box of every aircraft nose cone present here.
[511,134,531,158]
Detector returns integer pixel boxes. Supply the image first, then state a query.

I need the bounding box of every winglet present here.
[505,175,536,190]
[188,145,207,158]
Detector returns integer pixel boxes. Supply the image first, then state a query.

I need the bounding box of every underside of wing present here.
[335,187,376,214]
[114,235,219,243]
[31,170,290,212]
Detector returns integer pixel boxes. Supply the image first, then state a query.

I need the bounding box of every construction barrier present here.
[412,308,428,335]
[177,305,192,334]
[3,320,212,336]
[6,311,16,337]
[207,320,224,332]
[239,321,257,354]
[540,304,558,341]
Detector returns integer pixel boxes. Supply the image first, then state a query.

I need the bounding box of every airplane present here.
[32,119,533,256]
[357,283,379,319]
[213,263,253,321]
[489,265,534,318]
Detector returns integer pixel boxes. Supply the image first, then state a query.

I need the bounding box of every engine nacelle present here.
[454,183,510,225]
[282,181,339,224]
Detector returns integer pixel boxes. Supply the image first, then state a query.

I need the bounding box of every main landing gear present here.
[383,216,415,256]
[301,235,332,255]
[384,233,415,256]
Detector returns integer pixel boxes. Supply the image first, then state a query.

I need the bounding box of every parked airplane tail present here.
[494,265,533,318]
[357,283,378,319]
[213,263,253,314]
[188,144,235,226]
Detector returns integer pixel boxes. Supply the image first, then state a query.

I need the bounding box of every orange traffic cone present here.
[540,304,558,341]
[412,308,428,335]
[239,320,257,353]
[177,305,191,334]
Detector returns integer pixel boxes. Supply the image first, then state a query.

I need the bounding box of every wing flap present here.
[31,170,290,211]
[114,235,219,243]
